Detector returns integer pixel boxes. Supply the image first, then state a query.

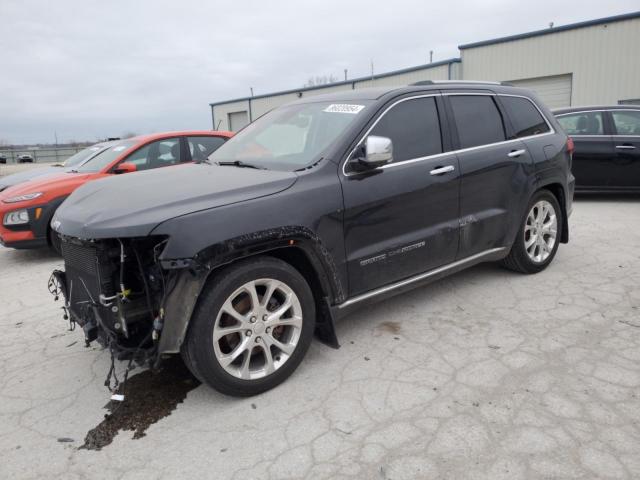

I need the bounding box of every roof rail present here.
[411,80,434,86]
[411,80,514,86]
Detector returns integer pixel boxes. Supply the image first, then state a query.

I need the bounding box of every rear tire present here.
[183,256,316,397]
[501,189,562,274]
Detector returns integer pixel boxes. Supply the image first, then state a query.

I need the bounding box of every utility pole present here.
[344,69,348,81]
[429,50,433,63]
[250,87,254,97]
[370,59,374,80]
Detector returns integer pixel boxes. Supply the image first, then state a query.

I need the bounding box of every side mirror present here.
[351,135,393,171]
[113,162,137,174]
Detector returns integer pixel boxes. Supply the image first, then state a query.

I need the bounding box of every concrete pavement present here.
[1,198,639,479]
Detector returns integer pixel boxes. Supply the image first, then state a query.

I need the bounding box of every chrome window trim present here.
[338,247,508,309]
[555,109,607,116]
[555,108,640,116]
[342,93,556,177]
[566,135,610,138]
[342,93,440,177]
[555,108,640,137]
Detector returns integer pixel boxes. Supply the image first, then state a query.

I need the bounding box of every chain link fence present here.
[0,146,85,165]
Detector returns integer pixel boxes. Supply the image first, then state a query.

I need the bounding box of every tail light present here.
[566,137,575,156]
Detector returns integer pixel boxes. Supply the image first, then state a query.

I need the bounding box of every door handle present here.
[430,165,455,176]
[508,149,526,158]
[616,145,636,150]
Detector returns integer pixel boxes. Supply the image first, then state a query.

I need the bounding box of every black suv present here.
[554,106,640,193]
[50,82,574,396]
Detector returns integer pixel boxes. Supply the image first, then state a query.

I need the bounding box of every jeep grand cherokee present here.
[50,82,574,396]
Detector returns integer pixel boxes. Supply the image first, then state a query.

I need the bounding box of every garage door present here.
[510,74,572,109]
[228,111,249,132]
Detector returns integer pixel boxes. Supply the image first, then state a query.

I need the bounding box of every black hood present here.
[52,163,298,239]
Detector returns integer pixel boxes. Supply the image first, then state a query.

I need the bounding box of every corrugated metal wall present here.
[461,16,640,107]
[212,16,639,128]
[353,63,451,88]
[212,100,250,131]
[212,62,458,131]
[510,74,573,109]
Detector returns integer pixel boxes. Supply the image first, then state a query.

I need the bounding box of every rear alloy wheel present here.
[183,257,315,396]
[524,199,558,264]
[501,189,563,274]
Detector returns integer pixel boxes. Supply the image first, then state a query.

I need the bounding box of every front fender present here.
[156,226,344,355]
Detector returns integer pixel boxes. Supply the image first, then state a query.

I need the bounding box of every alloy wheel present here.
[524,199,558,264]
[212,278,303,380]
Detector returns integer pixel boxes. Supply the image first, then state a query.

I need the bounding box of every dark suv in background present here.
[554,106,640,192]
[50,82,574,396]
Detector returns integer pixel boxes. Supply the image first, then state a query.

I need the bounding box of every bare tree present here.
[121,131,138,139]
[304,74,338,88]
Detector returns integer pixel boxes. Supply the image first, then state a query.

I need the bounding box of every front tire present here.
[183,256,316,396]
[501,189,562,274]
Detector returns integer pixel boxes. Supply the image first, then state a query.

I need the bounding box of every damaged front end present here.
[49,235,188,366]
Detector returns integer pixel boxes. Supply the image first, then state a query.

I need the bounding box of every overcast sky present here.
[0,0,637,144]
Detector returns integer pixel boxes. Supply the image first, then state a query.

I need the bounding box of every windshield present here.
[62,144,107,167]
[74,140,137,173]
[208,101,371,170]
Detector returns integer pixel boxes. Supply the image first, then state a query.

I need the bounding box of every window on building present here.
[449,95,506,149]
[611,111,640,136]
[501,96,550,138]
[369,97,442,163]
[556,112,604,136]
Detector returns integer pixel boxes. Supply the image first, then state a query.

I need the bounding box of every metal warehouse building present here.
[211,11,640,131]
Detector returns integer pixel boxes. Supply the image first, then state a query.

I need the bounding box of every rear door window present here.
[611,110,640,135]
[369,96,442,163]
[500,96,550,138]
[449,95,506,149]
[556,112,604,135]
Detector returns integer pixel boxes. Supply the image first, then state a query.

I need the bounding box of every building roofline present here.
[459,11,640,50]
[209,58,461,107]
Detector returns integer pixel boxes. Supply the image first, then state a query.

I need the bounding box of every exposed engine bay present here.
[49,235,174,366]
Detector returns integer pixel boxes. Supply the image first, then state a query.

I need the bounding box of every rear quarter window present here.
[500,96,550,138]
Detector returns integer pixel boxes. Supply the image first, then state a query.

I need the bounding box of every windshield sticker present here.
[112,146,127,152]
[323,104,365,114]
